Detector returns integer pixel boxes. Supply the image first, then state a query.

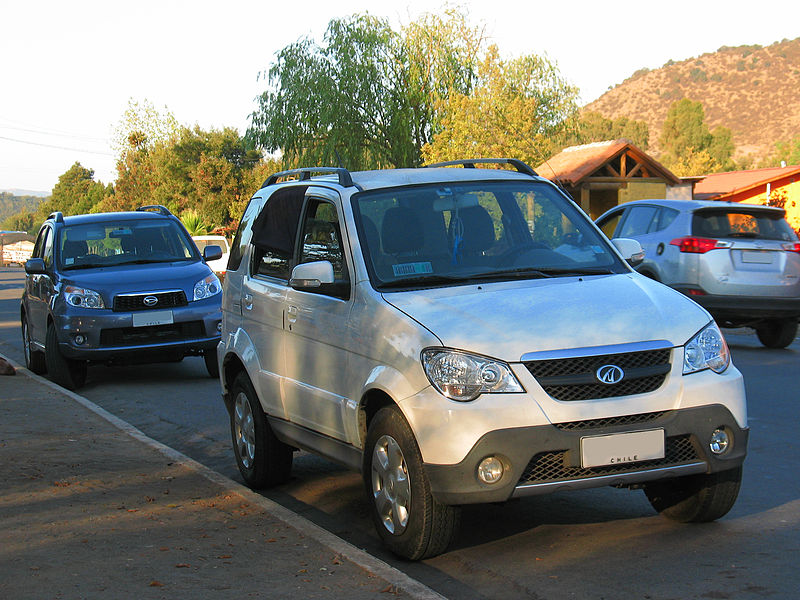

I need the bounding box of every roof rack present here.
[424,158,538,177]
[261,167,354,189]
[47,211,64,223]
[136,205,173,216]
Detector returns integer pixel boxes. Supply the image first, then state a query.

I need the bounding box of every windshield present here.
[352,180,626,290]
[692,209,799,241]
[58,219,198,269]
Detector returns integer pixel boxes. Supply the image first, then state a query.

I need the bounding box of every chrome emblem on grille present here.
[143,295,159,307]
[596,364,624,385]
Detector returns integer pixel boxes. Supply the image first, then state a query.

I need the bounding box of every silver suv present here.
[219,162,747,560]
[597,199,800,348]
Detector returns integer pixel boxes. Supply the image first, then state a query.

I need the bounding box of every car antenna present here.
[334,149,346,169]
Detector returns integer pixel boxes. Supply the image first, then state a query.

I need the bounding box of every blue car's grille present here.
[99,321,204,347]
[113,291,187,312]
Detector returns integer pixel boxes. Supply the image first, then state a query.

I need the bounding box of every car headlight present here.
[193,273,222,301]
[63,285,105,309]
[421,348,524,402]
[684,321,730,374]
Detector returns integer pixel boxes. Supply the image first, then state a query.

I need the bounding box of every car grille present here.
[113,291,187,312]
[100,321,204,347]
[553,411,671,432]
[524,348,671,401]
[518,435,698,485]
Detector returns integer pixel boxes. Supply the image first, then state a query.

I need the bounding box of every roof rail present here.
[47,211,64,223]
[136,205,173,216]
[261,167,354,189]
[424,158,538,177]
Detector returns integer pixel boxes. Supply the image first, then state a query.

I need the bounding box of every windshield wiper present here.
[62,263,106,270]
[728,232,759,238]
[379,274,472,289]
[468,268,554,281]
[116,258,178,265]
[536,267,617,276]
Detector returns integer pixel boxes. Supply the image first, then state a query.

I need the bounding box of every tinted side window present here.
[650,208,679,233]
[250,186,307,281]
[32,226,50,260]
[619,206,659,237]
[41,227,54,268]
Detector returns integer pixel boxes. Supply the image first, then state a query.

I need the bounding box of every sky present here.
[2,0,799,193]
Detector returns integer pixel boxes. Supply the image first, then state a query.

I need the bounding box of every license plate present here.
[132,310,173,327]
[742,250,773,264]
[581,429,665,468]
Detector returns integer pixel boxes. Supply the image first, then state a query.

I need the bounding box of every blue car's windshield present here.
[352,180,626,290]
[58,219,197,270]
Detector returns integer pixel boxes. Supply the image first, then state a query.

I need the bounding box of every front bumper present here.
[53,297,222,362]
[424,404,747,505]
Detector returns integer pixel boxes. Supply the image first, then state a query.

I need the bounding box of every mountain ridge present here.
[585,38,800,162]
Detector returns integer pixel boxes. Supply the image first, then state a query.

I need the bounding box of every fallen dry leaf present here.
[175,563,191,568]
[149,581,164,587]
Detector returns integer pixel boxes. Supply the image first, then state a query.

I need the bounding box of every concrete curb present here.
[1,352,446,600]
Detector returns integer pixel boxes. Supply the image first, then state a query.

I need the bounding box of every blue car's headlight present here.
[63,286,105,309]
[683,321,730,374]
[193,273,221,301]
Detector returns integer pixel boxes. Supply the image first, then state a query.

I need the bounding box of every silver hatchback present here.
[596,199,800,348]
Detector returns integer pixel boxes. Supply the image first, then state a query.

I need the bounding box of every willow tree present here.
[247,11,484,170]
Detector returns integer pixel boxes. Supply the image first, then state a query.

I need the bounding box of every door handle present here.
[243,293,253,310]
[656,243,665,256]
[287,305,298,324]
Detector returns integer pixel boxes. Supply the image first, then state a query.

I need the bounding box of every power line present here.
[0,135,115,156]
[0,115,110,142]
[0,123,109,143]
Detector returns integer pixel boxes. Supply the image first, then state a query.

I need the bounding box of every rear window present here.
[692,209,798,241]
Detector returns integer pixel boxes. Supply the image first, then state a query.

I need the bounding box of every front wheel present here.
[755,318,798,349]
[644,466,743,523]
[229,373,292,489]
[45,323,87,390]
[364,406,460,560]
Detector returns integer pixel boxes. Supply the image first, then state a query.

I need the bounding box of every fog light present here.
[216,321,223,333]
[477,456,505,484]
[709,428,730,454]
[74,334,86,345]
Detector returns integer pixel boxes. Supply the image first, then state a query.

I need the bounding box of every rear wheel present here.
[364,405,460,560]
[755,318,798,349]
[229,373,293,488]
[45,323,87,390]
[644,466,743,523]
[22,317,47,375]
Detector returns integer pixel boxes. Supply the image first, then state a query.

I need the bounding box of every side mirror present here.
[612,238,645,267]
[290,261,334,289]
[25,258,47,275]
[203,245,223,262]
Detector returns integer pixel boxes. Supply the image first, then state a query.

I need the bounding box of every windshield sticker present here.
[392,262,433,277]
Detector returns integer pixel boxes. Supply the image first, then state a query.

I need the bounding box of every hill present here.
[585,38,800,162]
[0,192,43,225]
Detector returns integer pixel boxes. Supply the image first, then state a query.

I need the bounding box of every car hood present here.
[382,274,711,362]
[60,260,213,299]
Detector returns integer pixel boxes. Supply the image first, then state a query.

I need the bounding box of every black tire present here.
[363,405,460,560]
[203,349,219,378]
[644,466,743,523]
[755,318,798,349]
[229,373,292,489]
[45,323,87,390]
[22,317,47,375]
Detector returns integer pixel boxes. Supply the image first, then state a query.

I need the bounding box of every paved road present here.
[3,266,799,599]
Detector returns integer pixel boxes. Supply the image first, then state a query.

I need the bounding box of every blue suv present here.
[21,205,223,390]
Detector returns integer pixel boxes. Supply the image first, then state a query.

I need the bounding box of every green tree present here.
[659,98,734,175]
[759,137,800,167]
[180,209,210,235]
[247,11,485,169]
[564,111,650,149]
[35,163,112,221]
[421,45,579,166]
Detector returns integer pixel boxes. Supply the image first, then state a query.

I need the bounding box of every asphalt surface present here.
[0,354,444,600]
